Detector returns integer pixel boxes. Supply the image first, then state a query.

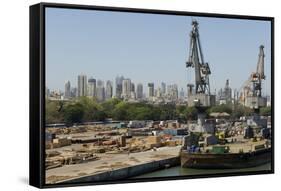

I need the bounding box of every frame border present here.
[29,2,274,188]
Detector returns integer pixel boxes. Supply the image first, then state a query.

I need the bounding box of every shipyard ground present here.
[46,145,181,184]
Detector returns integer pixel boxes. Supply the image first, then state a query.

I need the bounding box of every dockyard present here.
[45,114,271,184]
[44,19,272,184]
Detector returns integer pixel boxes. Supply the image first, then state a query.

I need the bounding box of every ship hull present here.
[180,148,271,169]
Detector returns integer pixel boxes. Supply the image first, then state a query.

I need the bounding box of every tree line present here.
[46,97,271,125]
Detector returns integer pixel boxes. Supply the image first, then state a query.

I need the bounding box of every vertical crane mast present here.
[186,20,211,95]
[240,45,267,109]
[252,45,265,97]
[185,20,215,133]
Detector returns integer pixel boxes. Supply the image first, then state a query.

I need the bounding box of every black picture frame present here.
[30,2,274,188]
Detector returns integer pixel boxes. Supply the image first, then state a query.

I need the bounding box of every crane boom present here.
[239,45,267,108]
[186,20,211,95]
[256,45,265,80]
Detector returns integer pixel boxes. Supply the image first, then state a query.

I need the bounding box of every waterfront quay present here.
[45,116,271,184]
[46,145,181,184]
[45,120,184,184]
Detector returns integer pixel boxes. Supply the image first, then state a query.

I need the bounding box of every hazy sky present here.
[46,7,271,96]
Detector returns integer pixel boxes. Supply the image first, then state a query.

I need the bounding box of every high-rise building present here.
[106,80,113,100]
[161,82,166,95]
[131,83,135,93]
[224,79,232,102]
[122,79,131,99]
[148,83,154,98]
[167,84,178,101]
[130,91,136,100]
[156,87,162,98]
[136,83,143,100]
[88,78,96,97]
[71,87,77,98]
[218,79,232,104]
[77,74,87,97]
[115,75,124,99]
[96,80,105,101]
[64,81,71,98]
[179,88,185,100]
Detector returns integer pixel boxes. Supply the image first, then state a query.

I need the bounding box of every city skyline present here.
[47,73,257,105]
[47,74,184,99]
[46,8,272,96]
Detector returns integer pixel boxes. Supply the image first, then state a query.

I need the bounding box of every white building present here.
[77,74,87,97]
[87,78,96,97]
[167,84,178,101]
[122,79,131,99]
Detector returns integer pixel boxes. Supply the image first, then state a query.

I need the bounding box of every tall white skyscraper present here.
[88,78,96,97]
[122,79,131,99]
[106,80,113,100]
[136,83,143,100]
[64,81,71,98]
[167,84,178,101]
[77,75,87,97]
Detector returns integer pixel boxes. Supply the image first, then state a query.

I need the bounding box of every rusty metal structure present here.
[186,20,215,108]
[186,20,211,95]
[239,45,267,109]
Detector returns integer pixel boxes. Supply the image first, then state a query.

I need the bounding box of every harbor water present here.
[133,163,271,178]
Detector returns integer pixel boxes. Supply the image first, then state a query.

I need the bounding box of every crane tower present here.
[186,20,215,108]
[186,20,215,133]
[240,45,267,110]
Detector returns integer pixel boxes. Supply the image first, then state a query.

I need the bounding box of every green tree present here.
[184,107,198,120]
[156,104,177,120]
[130,106,154,120]
[232,105,245,119]
[101,98,121,118]
[112,101,130,120]
[176,105,187,122]
[78,97,106,121]
[260,106,271,116]
[45,100,65,123]
[242,106,253,116]
[63,103,84,126]
[208,104,232,114]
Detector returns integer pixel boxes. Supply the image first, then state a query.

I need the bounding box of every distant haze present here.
[46,8,272,96]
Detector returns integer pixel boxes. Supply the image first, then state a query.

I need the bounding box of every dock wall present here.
[61,156,180,183]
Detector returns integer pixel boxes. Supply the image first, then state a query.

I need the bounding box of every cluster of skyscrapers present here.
[46,76,271,107]
[65,75,113,102]
[46,74,186,103]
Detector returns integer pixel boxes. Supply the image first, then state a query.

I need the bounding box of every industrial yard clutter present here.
[45,122,184,184]
[44,19,272,184]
